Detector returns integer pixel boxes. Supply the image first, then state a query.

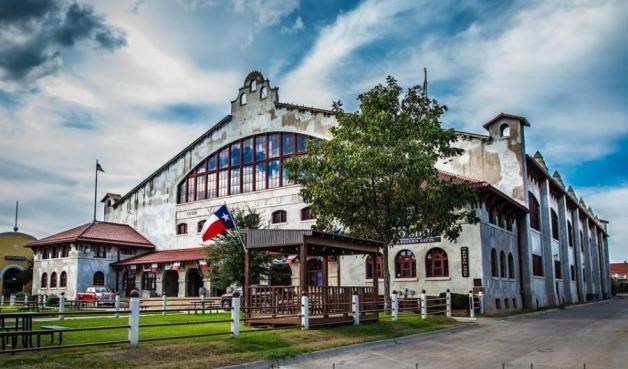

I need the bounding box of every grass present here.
[0,312,456,369]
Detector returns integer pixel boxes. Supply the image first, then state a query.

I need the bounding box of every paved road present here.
[282,297,628,369]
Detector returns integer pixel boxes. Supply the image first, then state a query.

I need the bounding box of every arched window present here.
[395,250,416,278]
[260,86,267,99]
[580,230,584,252]
[491,249,498,277]
[529,193,540,231]
[142,271,156,290]
[366,254,384,279]
[500,251,506,278]
[93,271,104,286]
[50,272,57,288]
[240,93,247,105]
[271,210,287,224]
[500,123,510,137]
[425,248,448,278]
[301,207,314,221]
[250,80,257,91]
[551,210,559,240]
[123,270,136,291]
[60,271,67,288]
[197,220,206,233]
[177,133,315,203]
[567,221,574,246]
[508,253,515,279]
[41,273,48,288]
[177,223,187,235]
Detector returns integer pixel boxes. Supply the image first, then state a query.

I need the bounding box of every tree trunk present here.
[383,243,391,314]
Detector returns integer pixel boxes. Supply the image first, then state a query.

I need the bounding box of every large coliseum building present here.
[30,72,611,313]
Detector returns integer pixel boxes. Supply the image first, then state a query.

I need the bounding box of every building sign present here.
[396,230,441,245]
[5,255,26,261]
[461,247,469,278]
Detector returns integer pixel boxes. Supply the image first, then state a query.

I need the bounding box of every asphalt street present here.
[281,297,628,369]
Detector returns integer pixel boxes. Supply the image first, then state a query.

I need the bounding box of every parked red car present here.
[77,287,116,305]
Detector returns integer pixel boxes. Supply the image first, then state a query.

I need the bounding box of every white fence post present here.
[115,295,120,318]
[301,294,309,330]
[9,294,15,307]
[162,295,167,315]
[59,293,65,320]
[352,292,360,325]
[43,294,48,306]
[231,295,240,337]
[200,294,205,314]
[469,290,475,319]
[1,295,4,306]
[478,291,485,315]
[420,290,427,319]
[446,289,452,318]
[392,291,399,321]
[128,298,140,346]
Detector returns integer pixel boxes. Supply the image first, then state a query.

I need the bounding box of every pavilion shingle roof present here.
[111,247,206,266]
[26,221,155,249]
[610,262,628,276]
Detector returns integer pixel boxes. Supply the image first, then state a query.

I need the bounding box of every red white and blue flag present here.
[201,205,235,242]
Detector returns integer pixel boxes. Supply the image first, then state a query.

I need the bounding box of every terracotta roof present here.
[610,262,628,276]
[111,247,206,266]
[26,222,155,249]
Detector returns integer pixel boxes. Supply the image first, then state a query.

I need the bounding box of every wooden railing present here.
[247,285,301,316]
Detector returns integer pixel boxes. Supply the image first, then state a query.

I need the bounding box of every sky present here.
[0,0,626,261]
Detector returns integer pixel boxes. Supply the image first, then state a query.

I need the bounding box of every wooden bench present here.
[40,325,68,345]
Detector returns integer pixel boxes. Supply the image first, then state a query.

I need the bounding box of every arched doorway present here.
[2,267,23,296]
[306,258,323,287]
[164,270,179,297]
[186,269,203,297]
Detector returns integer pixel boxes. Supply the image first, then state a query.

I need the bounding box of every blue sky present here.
[0,0,626,260]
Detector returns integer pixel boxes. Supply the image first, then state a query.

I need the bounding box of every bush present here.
[438,292,469,310]
[15,291,29,298]
[47,294,59,307]
[618,283,628,293]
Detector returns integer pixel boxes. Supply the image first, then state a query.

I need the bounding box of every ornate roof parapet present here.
[567,186,577,199]
[533,151,548,172]
[552,171,565,188]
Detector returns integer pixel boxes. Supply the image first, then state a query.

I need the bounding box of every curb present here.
[498,298,613,320]
[220,323,479,369]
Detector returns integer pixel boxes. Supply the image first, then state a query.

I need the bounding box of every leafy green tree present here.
[16,258,33,287]
[285,76,478,310]
[205,208,290,290]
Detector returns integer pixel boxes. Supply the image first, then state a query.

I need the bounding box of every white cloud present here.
[280,16,304,34]
[231,0,299,26]
[580,185,628,262]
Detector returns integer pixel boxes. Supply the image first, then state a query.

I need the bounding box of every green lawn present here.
[0,312,457,369]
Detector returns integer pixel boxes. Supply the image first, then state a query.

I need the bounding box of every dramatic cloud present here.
[231,0,299,26]
[0,0,126,84]
[280,16,303,34]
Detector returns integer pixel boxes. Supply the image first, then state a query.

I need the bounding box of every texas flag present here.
[201,205,236,242]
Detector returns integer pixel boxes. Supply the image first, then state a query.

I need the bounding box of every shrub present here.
[47,294,59,307]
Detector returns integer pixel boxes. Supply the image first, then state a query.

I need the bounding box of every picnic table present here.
[0,312,36,349]
[40,325,68,345]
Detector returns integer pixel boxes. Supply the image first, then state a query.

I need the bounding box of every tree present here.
[285,76,478,311]
[205,208,290,290]
[16,258,33,287]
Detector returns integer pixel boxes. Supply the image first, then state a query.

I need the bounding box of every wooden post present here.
[446,289,452,318]
[299,243,307,296]
[231,295,240,337]
[392,291,399,321]
[372,252,379,314]
[128,298,140,346]
[244,248,251,319]
[322,256,329,318]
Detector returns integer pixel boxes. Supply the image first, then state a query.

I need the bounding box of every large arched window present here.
[41,273,48,288]
[50,272,57,288]
[366,254,384,279]
[500,251,506,278]
[491,249,498,277]
[142,271,156,290]
[529,193,540,231]
[271,210,287,224]
[301,207,314,221]
[551,210,559,240]
[60,271,67,288]
[177,133,314,203]
[508,253,515,279]
[395,250,416,278]
[93,271,105,286]
[425,248,448,278]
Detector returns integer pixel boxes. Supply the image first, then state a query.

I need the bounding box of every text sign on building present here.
[5,255,26,261]
[461,247,469,278]
[396,230,441,245]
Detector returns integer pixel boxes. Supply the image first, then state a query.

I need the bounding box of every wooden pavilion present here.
[242,229,383,327]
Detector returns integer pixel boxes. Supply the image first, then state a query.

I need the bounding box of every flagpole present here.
[93,160,98,222]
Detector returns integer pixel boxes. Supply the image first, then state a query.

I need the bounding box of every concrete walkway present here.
[281,297,628,369]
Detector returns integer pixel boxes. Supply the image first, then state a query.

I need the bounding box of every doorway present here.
[164,270,179,297]
[2,267,23,297]
[306,258,323,287]
[186,269,203,297]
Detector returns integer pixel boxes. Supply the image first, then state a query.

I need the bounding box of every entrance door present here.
[186,269,203,297]
[2,267,23,296]
[164,270,179,297]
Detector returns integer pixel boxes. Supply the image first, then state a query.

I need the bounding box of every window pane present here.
[207,155,217,171]
[268,159,280,188]
[178,183,186,203]
[207,172,216,199]
[256,162,266,190]
[242,165,253,193]
[219,148,229,169]
[230,168,241,194]
[218,170,228,197]
[297,134,307,152]
[255,136,266,161]
[282,163,293,185]
[243,138,254,164]
[196,175,206,200]
[196,164,206,174]
[269,134,280,158]
[231,142,241,166]
[282,133,294,156]
[187,177,195,201]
